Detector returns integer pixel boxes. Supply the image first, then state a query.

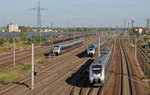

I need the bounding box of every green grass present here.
[0,72,20,84]
[0,48,8,52]
[21,64,31,71]
[37,61,43,64]
[0,64,31,85]
[0,55,43,87]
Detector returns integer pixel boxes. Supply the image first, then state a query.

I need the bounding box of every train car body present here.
[52,39,83,56]
[89,48,112,86]
[87,40,107,57]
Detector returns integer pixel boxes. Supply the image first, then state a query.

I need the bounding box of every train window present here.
[92,65,102,74]
[89,48,93,51]
[65,46,67,50]
[54,46,59,50]
[89,45,94,49]
[60,47,64,50]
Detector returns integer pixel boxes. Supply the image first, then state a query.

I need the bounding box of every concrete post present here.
[42,45,44,66]
[13,38,15,67]
[74,32,75,40]
[135,38,137,64]
[31,43,34,90]
[98,34,101,56]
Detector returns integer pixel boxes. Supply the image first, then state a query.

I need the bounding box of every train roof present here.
[91,48,111,66]
[88,39,107,48]
[54,38,83,48]
[88,42,97,48]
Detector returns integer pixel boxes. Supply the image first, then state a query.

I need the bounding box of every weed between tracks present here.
[21,64,31,71]
[0,72,20,84]
[0,64,28,87]
[0,58,43,87]
[0,47,8,52]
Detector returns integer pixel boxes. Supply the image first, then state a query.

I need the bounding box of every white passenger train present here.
[87,40,107,56]
[89,48,112,86]
[52,39,83,56]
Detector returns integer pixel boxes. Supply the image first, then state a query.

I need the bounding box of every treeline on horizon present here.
[0,26,120,32]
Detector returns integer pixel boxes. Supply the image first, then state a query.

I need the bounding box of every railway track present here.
[68,59,93,95]
[30,41,111,95]
[0,44,88,95]
[67,41,113,95]
[112,40,134,95]
[119,40,123,95]
[112,40,122,95]
[35,56,91,95]
[120,40,133,95]
[0,45,51,68]
[0,36,91,68]
[136,43,150,78]
[137,43,150,57]
[124,41,150,95]
[137,43,150,63]
[0,36,112,95]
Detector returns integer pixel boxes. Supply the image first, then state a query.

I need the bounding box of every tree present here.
[19,26,34,32]
[19,32,28,42]
[76,27,80,32]
[9,37,14,43]
[19,26,27,32]
[27,28,33,32]
[0,36,4,46]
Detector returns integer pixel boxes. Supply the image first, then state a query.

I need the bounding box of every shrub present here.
[9,37,14,43]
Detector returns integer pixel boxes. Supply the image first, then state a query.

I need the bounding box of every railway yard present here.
[0,33,149,95]
[0,0,150,94]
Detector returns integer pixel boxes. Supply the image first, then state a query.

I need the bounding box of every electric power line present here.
[29,0,48,42]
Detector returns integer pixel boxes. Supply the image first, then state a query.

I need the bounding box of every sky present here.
[0,0,150,28]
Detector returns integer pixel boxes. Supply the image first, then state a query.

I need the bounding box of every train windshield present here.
[88,45,94,50]
[92,65,102,74]
[54,46,59,50]
[89,48,93,51]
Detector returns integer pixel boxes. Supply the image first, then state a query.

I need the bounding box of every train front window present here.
[54,46,59,50]
[92,65,102,74]
[89,48,93,51]
[89,45,94,50]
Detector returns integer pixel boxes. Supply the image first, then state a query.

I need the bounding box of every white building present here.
[138,28,143,34]
[7,23,19,32]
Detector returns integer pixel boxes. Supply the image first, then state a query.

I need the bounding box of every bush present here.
[9,37,14,43]
[19,32,28,42]
[0,36,4,46]
[15,38,19,43]
[27,36,43,45]
[0,39,4,46]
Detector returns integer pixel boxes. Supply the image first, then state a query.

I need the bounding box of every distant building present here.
[133,27,143,34]
[133,27,150,34]
[7,23,19,32]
